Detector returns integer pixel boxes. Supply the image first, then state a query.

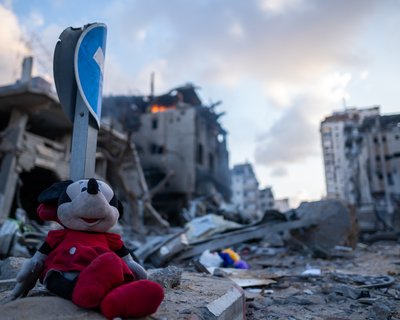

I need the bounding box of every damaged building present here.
[0,58,160,239]
[320,106,400,231]
[0,58,71,225]
[103,84,231,223]
[231,163,261,222]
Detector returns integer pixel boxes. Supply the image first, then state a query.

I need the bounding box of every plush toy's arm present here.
[122,254,148,280]
[109,235,148,280]
[11,250,47,299]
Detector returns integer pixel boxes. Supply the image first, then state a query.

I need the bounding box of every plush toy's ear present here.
[117,200,124,220]
[38,180,74,204]
[37,180,73,222]
[109,192,124,220]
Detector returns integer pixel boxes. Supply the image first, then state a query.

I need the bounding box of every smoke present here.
[0,4,29,85]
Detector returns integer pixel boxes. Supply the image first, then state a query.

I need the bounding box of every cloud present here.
[111,0,376,85]
[360,70,369,80]
[0,4,30,85]
[258,0,304,14]
[270,166,288,177]
[254,71,351,167]
[254,98,318,166]
[95,0,382,179]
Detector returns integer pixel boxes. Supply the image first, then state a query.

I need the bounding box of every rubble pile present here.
[0,197,399,319]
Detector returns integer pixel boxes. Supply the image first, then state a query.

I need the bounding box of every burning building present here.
[103,84,231,222]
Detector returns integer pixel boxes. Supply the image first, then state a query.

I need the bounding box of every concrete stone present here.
[0,296,104,320]
[201,287,244,320]
[148,265,183,288]
[291,200,359,251]
[0,257,25,280]
[0,271,245,320]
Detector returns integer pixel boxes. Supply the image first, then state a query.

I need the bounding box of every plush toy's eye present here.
[81,187,87,192]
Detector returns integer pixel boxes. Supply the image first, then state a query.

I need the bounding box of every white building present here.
[231,163,261,221]
[259,187,275,213]
[274,198,290,212]
[320,106,380,204]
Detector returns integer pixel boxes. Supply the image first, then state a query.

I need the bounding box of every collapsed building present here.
[103,84,231,224]
[0,60,71,225]
[0,58,162,243]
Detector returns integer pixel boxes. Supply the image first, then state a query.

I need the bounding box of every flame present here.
[150,104,176,113]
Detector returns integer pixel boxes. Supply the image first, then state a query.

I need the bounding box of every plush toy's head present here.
[38,178,123,232]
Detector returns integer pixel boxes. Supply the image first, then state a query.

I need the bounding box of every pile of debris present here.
[0,198,399,319]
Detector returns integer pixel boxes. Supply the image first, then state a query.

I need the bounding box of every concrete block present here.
[202,286,245,320]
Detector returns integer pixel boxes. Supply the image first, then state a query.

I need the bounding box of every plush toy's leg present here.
[45,271,77,300]
[72,252,127,309]
[100,280,164,319]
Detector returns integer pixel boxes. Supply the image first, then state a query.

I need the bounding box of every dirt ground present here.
[239,241,400,320]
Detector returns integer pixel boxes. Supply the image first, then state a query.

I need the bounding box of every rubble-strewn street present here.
[242,241,400,320]
[0,235,399,319]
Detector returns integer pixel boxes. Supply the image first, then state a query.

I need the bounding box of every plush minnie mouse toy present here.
[12,178,164,319]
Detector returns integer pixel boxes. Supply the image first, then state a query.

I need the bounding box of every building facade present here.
[259,187,275,213]
[358,114,400,225]
[231,163,261,221]
[320,106,380,204]
[320,106,400,228]
[103,84,231,219]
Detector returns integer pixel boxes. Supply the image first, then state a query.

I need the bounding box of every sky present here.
[1,0,400,207]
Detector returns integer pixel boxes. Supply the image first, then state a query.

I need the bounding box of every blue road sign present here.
[74,23,107,128]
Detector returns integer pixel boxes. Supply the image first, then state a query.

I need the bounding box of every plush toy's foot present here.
[72,252,126,308]
[100,280,164,319]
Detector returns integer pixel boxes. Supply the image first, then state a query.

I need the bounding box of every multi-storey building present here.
[320,106,400,228]
[358,114,400,225]
[259,187,275,213]
[103,84,231,222]
[231,163,261,221]
[320,106,380,204]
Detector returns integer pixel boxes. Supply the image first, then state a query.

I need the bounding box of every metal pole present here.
[69,91,98,180]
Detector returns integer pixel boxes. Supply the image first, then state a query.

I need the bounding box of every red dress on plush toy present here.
[12,178,164,319]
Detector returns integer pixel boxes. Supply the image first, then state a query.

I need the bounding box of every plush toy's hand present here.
[11,251,47,299]
[122,254,148,280]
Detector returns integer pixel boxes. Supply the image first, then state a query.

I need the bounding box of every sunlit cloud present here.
[360,70,369,80]
[0,4,30,84]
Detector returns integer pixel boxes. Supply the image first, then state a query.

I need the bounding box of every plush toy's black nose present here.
[87,178,99,195]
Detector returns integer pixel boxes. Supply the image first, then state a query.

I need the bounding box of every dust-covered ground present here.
[242,241,400,320]
[0,240,399,320]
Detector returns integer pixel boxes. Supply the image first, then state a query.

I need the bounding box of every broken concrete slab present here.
[176,217,317,261]
[208,267,277,288]
[291,200,359,251]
